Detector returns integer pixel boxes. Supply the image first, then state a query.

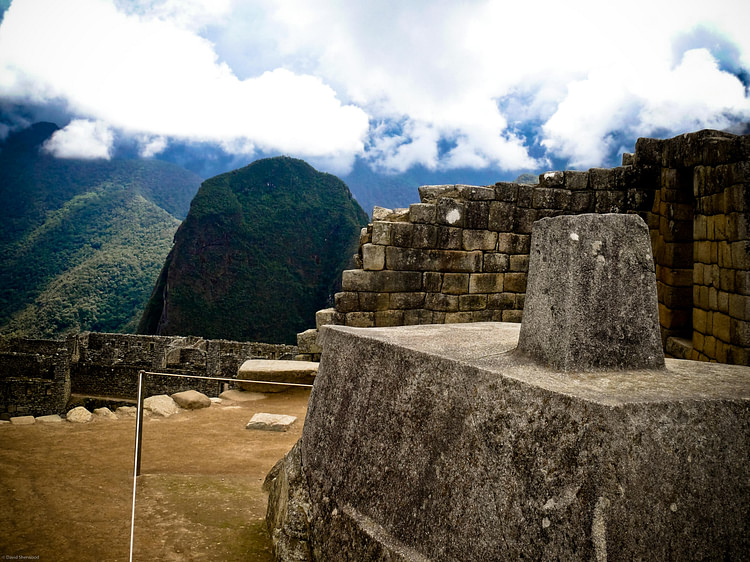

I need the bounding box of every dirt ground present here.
[0,388,311,561]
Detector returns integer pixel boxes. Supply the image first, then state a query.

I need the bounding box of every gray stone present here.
[143,395,180,417]
[35,414,63,423]
[115,406,138,418]
[93,407,118,419]
[267,323,750,561]
[297,329,322,355]
[517,213,665,371]
[171,390,211,410]
[246,413,297,432]
[10,415,36,425]
[237,359,317,392]
[66,406,93,423]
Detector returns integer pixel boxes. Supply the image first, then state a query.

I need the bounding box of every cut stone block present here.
[237,359,318,392]
[518,213,665,371]
[246,413,297,432]
[10,415,35,425]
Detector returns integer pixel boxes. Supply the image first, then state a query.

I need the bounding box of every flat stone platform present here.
[237,359,318,392]
[276,322,750,561]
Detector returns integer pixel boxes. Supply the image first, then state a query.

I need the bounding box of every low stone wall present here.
[1,332,297,418]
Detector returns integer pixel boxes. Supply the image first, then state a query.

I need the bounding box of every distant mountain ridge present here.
[138,156,369,344]
[0,123,203,338]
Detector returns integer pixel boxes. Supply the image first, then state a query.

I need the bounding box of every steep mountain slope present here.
[0,123,202,338]
[138,156,369,344]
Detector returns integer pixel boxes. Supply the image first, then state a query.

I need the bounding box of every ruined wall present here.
[0,336,73,417]
[325,130,749,365]
[71,332,297,399]
[1,332,296,417]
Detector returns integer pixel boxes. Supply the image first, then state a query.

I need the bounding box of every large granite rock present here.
[517,213,664,371]
[237,360,318,392]
[267,323,749,561]
[66,406,93,423]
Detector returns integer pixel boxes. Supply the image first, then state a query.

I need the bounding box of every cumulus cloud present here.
[42,119,114,159]
[0,0,369,172]
[1,0,749,173]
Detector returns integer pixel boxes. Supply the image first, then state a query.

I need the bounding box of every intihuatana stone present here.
[171,390,211,410]
[517,213,664,371]
[66,406,93,423]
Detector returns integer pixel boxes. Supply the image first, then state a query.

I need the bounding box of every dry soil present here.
[0,388,310,561]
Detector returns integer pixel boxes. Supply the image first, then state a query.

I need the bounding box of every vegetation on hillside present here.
[0,123,202,338]
[138,156,369,344]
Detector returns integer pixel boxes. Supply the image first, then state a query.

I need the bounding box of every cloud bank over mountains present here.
[1,0,749,175]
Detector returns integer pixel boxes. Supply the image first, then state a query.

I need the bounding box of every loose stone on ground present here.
[93,407,118,419]
[219,389,267,402]
[36,414,63,423]
[246,413,297,432]
[171,390,211,410]
[10,415,36,425]
[66,407,93,423]
[143,395,180,417]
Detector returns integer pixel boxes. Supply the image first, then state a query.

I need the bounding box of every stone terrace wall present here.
[0,336,73,417]
[322,130,749,365]
[72,332,297,400]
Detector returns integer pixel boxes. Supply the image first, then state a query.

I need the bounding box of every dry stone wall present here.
[323,130,749,365]
[1,332,296,418]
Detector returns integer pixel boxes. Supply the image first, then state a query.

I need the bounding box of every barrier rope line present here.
[128,369,313,562]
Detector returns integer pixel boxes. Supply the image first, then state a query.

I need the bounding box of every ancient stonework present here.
[316,130,750,366]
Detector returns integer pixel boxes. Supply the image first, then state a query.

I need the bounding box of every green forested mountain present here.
[0,123,202,338]
[138,156,369,344]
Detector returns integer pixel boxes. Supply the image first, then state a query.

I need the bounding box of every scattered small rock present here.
[93,407,118,420]
[246,413,297,432]
[210,397,222,404]
[115,406,137,418]
[171,390,211,410]
[36,414,63,423]
[143,395,179,417]
[66,407,93,423]
[219,389,267,402]
[10,415,36,425]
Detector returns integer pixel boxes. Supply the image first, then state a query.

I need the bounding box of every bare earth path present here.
[0,388,310,561]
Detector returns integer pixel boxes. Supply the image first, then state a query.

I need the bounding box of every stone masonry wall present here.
[322,130,749,365]
[0,336,73,417]
[1,332,296,417]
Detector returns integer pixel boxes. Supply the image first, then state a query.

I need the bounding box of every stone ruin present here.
[305,129,750,366]
[267,212,749,560]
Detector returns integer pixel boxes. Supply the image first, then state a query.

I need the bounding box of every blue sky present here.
[0,0,749,177]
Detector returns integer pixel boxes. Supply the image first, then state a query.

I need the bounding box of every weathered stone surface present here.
[518,213,665,371]
[115,406,137,418]
[93,407,118,419]
[10,415,36,425]
[66,406,93,423]
[297,329,322,355]
[143,395,179,417]
[246,413,297,431]
[36,414,63,423]
[171,390,211,410]
[237,360,317,392]
[267,323,750,561]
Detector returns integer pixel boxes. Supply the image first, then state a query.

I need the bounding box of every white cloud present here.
[0,0,369,171]
[1,0,749,173]
[42,119,114,159]
[138,135,168,158]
